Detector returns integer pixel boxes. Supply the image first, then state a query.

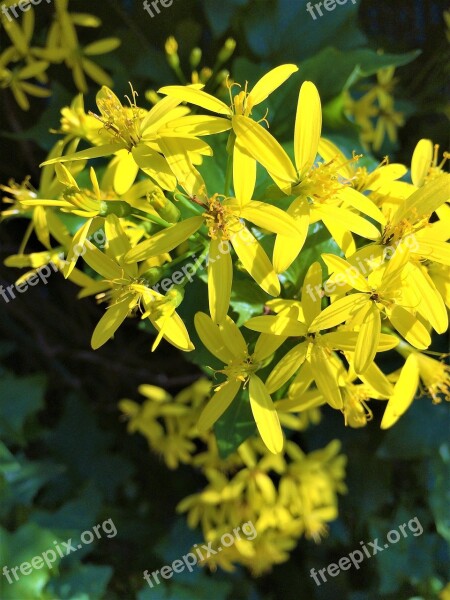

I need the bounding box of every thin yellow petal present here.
[233,138,256,206]
[158,85,231,116]
[249,375,283,454]
[310,345,343,409]
[125,216,203,263]
[197,380,241,432]
[239,201,299,236]
[194,312,235,363]
[387,305,431,349]
[273,197,309,273]
[249,64,298,106]
[309,294,369,332]
[354,302,381,375]
[218,316,248,359]
[232,116,297,188]
[231,226,280,296]
[411,139,433,187]
[245,315,307,337]
[208,237,233,324]
[380,354,419,429]
[294,81,322,175]
[265,342,308,393]
[91,297,132,349]
[302,261,323,325]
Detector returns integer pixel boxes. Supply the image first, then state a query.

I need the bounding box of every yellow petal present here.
[158,137,206,197]
[158,85,231,116]
[113,150,139,195]
[273,197,309,273]
[239,201,299,236]
[91,296,132,349]
[231,226,280,296]
[232,116,297,188]
[125,216,203,263]
[40,143,123,166]
[253,333,287,362]
[380,354,419,429]
[318,137,353,180]
[265,342,308,393]
[302,261,323,325]
[208,237,233,324]
[387,305,431,349]
[309,345,343,409]
[249,64,298,106]
[164,115,232,136]
[245,315,307,337]
[309,294,369,332]
[314,204,380,240]
[411,139,433,187]
[338,186,386,225]
[83,241,124,280]
[294,81,322,176]
[321,254,370,292]
[359,361,394,397]
[403,263,448,333]
[218,316,248,359]
[322,331,398,352]
[150,310,194,352]
[197,380,241,432]
[233,138,256,206]
[249,375,283,454]
[194,312,235,363]
[393,174,450,227]
[354,302,381,375]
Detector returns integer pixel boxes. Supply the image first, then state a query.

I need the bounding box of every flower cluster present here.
[119,378,343,574]
[2,58,449,461]
[0,0,120,109]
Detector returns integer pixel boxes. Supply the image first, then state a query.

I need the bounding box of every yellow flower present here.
[233,81,383,267]
[41,85,222,195]
[396,339,450,404]
[411,138,450,187]
[125,183,299,324]
[194,312,283,454]
[245,262,398,404]
[158,64,298,204]
[45,0,120,93]
[0,48,50,110]
[79,215,193,352]
[309,247,437,370]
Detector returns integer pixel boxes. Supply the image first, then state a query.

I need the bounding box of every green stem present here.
[224,131,236,197]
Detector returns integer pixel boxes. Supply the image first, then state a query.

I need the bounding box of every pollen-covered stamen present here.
[381,208,428,245]
[203,194,241,240]
[294,159,347,203]
[219,354,259,385]
[415,353,450,403]
[342,385,373,428]
[351,155,388,191]
[425,144,450,183]
[90,84,144,150]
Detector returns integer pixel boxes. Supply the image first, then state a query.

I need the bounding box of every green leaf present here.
[215,387,256,459]
[0,522,63,600]
[0,372,46,445]
[46,563,112,600]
